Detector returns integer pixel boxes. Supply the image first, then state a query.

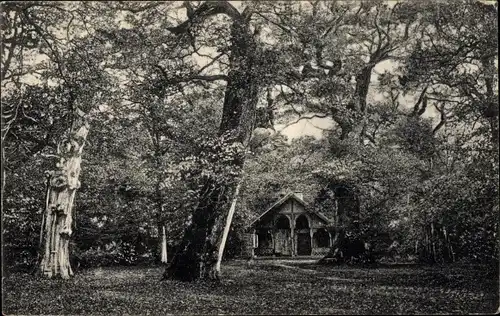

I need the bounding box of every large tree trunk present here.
[164,6,259,281]
[321,64,377,262]
[39,110,89,279]
[319,184,370,264]
[164,182,229,281]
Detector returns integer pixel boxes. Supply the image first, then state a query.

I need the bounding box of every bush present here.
[74,241,155,269]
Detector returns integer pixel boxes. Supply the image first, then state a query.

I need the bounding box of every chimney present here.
[294,192,304,200]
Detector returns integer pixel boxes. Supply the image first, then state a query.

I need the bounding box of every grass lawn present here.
[3,260,498,315]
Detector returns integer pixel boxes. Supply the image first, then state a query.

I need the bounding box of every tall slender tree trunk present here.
[430,222,437,263]
[1,128,5,278]
[164,5,259,281]
[40,110,89,279]
[425,227,431,262]
[1,135,5,212]
[1,103,15,217]
[481,56,499,148]
[154,160,165,264]
[161,226,168,264]
[443,226,454,263]
[215,181,242,275]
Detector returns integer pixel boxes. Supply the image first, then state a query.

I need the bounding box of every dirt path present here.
[271,261,317,273]
[269,260,361,282]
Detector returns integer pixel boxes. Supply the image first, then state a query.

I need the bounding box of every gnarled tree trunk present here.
[40,110,89,279]
[164,2,259,282]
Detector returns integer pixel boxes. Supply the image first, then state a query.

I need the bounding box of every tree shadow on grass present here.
[291,261,499,314]
[3,261,498,315]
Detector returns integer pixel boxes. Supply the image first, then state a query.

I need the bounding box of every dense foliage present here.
[2,0,498,274]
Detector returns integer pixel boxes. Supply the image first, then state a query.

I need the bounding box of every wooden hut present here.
[242,192,333,258]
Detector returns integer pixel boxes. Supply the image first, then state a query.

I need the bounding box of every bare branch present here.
[426,96,462,104]
[309,121,333,132]
[280,113,330,130]
[195,51,227,75]
[155,64,228,84]
[113,1,167,14]
[411,86,429,116]
[432,103,447,134]
[241,4,254,22]
[1,12,20,80]
[373,5,383,55]
[21,9,67,81]
[167,1,241,35]
[253,12,295,35]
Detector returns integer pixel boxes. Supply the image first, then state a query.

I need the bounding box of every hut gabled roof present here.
[248,192,332,228]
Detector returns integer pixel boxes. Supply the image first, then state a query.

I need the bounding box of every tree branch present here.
[21,9,67,81]
[167,1,241,35]
[113,1,167,14]
[411,86,429,116]
[279,113,329,130]
[432,103,447,135]
[154,64,228,85]
[1,12,19,81]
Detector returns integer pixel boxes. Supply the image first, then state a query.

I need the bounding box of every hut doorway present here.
[297,233,311,255]
[275,215,291,256]
[295,214,311,255]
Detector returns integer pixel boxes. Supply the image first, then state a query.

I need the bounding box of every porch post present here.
[291,216,295,257]
[251,229,256,258]
[271,228,275,256]
[310,228,314,254]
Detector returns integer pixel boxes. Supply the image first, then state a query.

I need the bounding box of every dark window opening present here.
[275,215,290,229]
[295,214,309,229]
[257,230,272,248]
[314,229,330,248]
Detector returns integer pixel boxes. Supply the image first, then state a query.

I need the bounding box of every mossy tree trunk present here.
[163,1,258,281]
[40,109,89,279]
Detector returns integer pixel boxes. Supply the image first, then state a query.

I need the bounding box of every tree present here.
[3,0,497,277]
[39,35,117,278]
[1,1,67,212]
[163,1,262,281]
[401,0,498,144]
[290,0,423,263]
[0,1,125,278]
[397,0,498,263]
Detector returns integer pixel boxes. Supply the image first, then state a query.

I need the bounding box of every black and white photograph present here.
[1,0,499,314]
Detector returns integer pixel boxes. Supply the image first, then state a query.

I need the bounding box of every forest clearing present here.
[3,260,498,315]
[1,0,499,314]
